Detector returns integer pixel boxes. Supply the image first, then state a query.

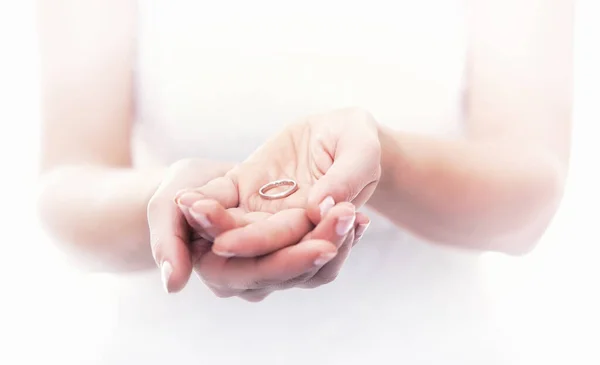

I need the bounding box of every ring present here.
[259,179,298,200]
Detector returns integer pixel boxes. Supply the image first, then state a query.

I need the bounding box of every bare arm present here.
[35,0,165,271]
[369,0,573,255]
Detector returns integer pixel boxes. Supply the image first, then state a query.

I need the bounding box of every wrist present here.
[375,123,405,193]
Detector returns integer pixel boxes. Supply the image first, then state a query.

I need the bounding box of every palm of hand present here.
[192,108,380,227]
[173,109,379,300]
[185,108,381,250]
[230,122,330,215]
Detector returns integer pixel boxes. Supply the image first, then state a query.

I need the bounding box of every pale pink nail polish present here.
[314,252,337,266]
[319,196,335,218]
[336,215,355,236]
[161,261,173,293]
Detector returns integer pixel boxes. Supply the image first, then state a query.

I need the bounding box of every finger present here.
[303,202,356,248]
[201,239,337,290]
[211,208,312,257]
[178,206,214,242]
[187,200,248,240]
[353,212,371,246]
[296,207,362,289]
[191,252,245,298]
[306,135,381,225]
[147,195,193,294]
[175,175,239,209]
[232,204,359,291]
[178,199,239,242]
[299,235,354,289]
[216,209,367,292]
[313,214,366,279]
[175,176,241,241]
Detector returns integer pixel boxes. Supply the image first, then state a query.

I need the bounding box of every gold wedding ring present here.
[259,179,298,200]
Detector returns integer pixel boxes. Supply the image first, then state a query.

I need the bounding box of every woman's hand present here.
[182,107,381,223]
[147,158,233,292]
[174,108,380,300]
[180,198,370,301]
[145,157,368,297]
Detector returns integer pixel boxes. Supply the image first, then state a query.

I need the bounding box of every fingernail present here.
[314,252,337,267]
[175,192,203,208]
[161,261,173,293]
[212,248,235,258]
[336,215,355,236]
[355,222,370,240]
[319,196,335,218]
[190,209,212,229]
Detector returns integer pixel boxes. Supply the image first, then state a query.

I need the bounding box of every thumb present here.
[306,143,381,225]
[147,197,193,294]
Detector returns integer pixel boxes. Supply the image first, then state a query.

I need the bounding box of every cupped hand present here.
[180,198,370,302]
[175,108,380,300]
[144,157,367,298]
[147,158,233,293]
[182,107,381,223]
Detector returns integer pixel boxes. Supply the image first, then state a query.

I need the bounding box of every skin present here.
[371,0,572,254]
[153,110,378,294]
[36,0,573,299]
[148,157,370,295]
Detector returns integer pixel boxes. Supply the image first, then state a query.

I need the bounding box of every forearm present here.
[36,165,166,272]
[369,125,567,255]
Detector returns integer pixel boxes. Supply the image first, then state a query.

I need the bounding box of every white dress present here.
[98,0,516,364]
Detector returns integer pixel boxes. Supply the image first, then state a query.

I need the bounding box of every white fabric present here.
[95,1,517,364]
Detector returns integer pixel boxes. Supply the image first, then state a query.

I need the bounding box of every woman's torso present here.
[95,1,515,364]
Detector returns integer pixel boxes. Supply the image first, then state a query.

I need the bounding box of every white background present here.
[0,1,598,363]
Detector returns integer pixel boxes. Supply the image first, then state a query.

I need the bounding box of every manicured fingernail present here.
[190,209,212,228]
[314,252,337,267]
[336,215,355,236]
[319,196,335,218]
[175,192,203,208]
[212,248,235,258]
[355,222,370,240]
[161,261,173,293]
